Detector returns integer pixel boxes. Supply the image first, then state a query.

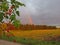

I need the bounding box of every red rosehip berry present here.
[9,9,12,12]
[6,30,9,32]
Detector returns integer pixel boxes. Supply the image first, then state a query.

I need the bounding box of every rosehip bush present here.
[0,0,25,28]
[0,0,25,36]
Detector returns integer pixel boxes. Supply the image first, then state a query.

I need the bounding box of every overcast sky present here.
[18,0,60,26]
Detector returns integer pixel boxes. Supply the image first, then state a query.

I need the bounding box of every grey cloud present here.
[18,0,60,25]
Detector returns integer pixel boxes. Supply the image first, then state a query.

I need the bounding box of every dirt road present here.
[0,40,23,45]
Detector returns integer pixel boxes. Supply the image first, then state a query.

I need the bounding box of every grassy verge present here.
[0,34,60,45]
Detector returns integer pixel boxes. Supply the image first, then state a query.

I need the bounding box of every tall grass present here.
[0,34,60,45]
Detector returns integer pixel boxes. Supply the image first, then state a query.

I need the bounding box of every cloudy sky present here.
[18,0,60,26]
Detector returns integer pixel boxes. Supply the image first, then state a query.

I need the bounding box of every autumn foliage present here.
[19,24,56,30]
[0,24,56,30]
[6,23,16,30]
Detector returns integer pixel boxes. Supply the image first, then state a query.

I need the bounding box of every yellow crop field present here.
[10,29,60,40]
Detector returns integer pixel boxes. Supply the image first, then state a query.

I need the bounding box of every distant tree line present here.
[3,24,56,30]
[19,24,57,30]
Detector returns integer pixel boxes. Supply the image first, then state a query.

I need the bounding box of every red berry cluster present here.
[5,5,15,16]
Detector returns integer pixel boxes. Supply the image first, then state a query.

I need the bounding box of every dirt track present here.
[0,40,23,45]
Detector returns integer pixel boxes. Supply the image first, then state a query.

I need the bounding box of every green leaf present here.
[15,1,25,6]
[11,0,15,3]
[5,16,8,19]
[15,4,19,8]
[13,20,20,27]
[10,15,16,21]
[1,2,9,11]
[16,11,20,16]
[0,12,4,22]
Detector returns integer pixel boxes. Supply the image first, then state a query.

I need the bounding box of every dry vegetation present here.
[10,29,60,40]
[0,23,60,41]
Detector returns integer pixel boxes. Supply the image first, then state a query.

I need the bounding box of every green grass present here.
[0,34,60,45]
